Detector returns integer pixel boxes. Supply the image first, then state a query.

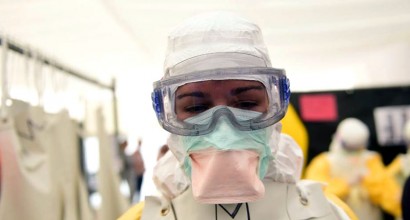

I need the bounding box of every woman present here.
[118,11,357,220]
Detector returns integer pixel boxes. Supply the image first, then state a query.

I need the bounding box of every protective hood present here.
[164,11,272,77]
[330,118,369,152]
[265,133,304,183]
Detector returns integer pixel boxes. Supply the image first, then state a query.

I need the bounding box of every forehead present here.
[175,79,265,94]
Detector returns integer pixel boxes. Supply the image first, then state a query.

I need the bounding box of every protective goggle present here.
[152,67,290,136]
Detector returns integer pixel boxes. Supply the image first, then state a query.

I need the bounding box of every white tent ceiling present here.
[1,0,410,140]
[2,0,410,88]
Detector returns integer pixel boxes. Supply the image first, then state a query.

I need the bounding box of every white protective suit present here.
[118,11,356,220]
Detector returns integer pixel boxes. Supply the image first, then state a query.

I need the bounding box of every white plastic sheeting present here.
[0,0,409,89]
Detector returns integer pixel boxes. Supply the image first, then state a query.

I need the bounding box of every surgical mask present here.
[170,106,274,204]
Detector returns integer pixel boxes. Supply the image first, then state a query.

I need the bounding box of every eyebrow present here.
[176,91,206,100]
[176,85,264,100]
[231,85,265,96]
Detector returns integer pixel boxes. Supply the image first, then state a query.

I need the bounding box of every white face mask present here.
[168,107,276,204]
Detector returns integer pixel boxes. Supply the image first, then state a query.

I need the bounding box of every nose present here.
[209,87,231,107]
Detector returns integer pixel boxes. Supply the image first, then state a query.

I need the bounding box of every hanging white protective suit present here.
[0,100,62,219]
[47,107,95,220]
[95,108,130,220]
[0,99,94,220]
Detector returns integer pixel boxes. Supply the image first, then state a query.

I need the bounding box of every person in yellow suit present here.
[305,117,402,220]
[118,11,358,220]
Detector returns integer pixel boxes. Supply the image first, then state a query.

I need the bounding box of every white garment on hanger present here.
[0,99,95,220]
[95,108,129,220]
[0,100,61,220]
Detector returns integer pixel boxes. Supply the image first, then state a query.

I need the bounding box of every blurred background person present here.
[130,139,145,203]
[119,138,145,204]
[305,117,401,220]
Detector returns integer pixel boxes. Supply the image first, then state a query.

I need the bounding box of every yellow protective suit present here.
[117,202,144,220]
[281,104,309,171]
[305,151,402,220]
[306,118,402,220]
[387,153,410,187]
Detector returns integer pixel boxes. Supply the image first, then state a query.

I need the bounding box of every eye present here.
[234,100,259,110]
[184,104,209,114]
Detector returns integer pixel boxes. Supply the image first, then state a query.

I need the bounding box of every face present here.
[175,80,269,120]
